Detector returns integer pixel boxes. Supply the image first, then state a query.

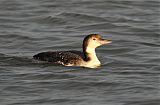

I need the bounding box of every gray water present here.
[0,0,160,105]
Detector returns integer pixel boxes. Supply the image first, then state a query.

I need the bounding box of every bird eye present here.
[93,38,96,40]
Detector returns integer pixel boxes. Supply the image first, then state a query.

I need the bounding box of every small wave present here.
[35,12,108,26]
[75,22,115,31]
[138,42,160,47]
[0,54,34,67]
[0,34,33,40]
[34,16,67,25]
[58,12,107,22]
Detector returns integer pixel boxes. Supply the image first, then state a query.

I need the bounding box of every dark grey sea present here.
[0,0,160,105]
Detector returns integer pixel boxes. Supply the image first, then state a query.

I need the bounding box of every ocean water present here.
[0,0,160,105]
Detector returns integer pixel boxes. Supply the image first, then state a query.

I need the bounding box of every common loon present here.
[33,34,112,68]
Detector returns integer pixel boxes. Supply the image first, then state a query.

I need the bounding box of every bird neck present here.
[83,47,100,64]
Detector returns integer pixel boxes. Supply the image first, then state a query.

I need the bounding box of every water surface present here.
[0,0,160,105]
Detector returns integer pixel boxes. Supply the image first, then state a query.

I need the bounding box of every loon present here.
[33,34,112,68]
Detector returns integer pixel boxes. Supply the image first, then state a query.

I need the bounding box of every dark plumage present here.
[33,51,84,66]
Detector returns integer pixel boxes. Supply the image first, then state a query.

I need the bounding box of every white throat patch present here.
[85,47,101,67]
